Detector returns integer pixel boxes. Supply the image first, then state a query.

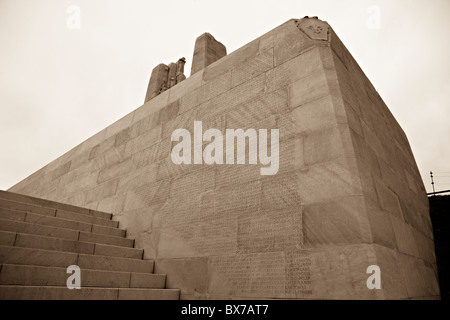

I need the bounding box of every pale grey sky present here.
[1,0,449,193]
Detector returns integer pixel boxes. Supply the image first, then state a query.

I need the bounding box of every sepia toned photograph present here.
[0,0,449,309]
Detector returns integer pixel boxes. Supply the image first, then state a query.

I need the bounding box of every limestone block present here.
[117,288,179,300]
[91,224,126,238]
[412,228,436,263]
[0,264,130,288]
[79,128,107,154]
[134,88,169,124]
[198,73,266,121]
[0,246,78,268]
[24,212,92,232]
[0,199,56,217]
[116,163,158,193]
[93,243,143,259]
[372,244,409,299]
[15,233,95,255]
[202,39,258,82]
[155,258,209,296]
[96,194,126,215]
[237,207,303,254]
[123,181,169,211]
[156,228,202,259]
[68,150,90,172]
[301,245,381,299]
[303,125,348,166]
[130,273,166,289]
[397,252,440,298]
[97,158,134,184]
[129,113,159,139]
[0,230,16,246]
[56,209,119,228]
[124,126,161,157]
[365,200,398,249]
[0,219,79,241]
[89,135,116,160]
[231,48,273,88]
[294,157,362,204]
[84,179,118,205]
[78,231,133,248]
[226,88,288,129]
[373,178,403,220]
[276,136,305,174]
[157,100,180,125]
[104,112,134,140]
[0,208,26,221]
[303,196,367,247]
[291,96,337,132]
[390,215,419,257]
[114,128,130,147]
[266,47,321,93]
[77,254,153,273]
[289,69,333,109]
[134,231,159,260]
[167,69,203,105]
[272,19,315,66]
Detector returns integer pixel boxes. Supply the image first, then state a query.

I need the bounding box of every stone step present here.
[0,219,133,247]
[0,231,16,246]
[0,190,112,220]
[117,288,180,300]
[0,191,180,300]
[5,232,143,259]
[0,245,78,268]
[0,208,26,221]
[0,198,117,229]
[93,242,143,259]
[92,224,126,238]
[77,254,154,273]
[0,218,80,241]
[78,231,134,248]
[0,264,166,289]
[0,198,55,217]
[0,285,180,300]
[0,209,126,238]
[0,246,154,273]
[55,210,118,228]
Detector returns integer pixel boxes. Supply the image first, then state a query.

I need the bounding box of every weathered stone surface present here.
[0,246,78,268]
[15,233,95,254]
[0,219,79,241]
[77,254,153,273]
[145,64,169,103]
[191,33,227,75]
[0,286,119,300]
[0,231,16,246]
[145,57,188,103]
[7,17,439,299]
[94,243,143,259]
[117,288,179,300]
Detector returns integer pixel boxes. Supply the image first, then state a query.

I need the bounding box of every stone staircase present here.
[0,190,179,300]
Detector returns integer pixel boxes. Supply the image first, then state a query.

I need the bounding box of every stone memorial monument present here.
[4,17,440,299]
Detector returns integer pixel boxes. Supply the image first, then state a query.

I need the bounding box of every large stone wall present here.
[9,17,440,299]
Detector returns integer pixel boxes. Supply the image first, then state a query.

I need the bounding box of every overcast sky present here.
[1,0,449,193]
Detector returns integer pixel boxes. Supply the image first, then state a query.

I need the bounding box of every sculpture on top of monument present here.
[144,33,226,103]
[145,58,187,103]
